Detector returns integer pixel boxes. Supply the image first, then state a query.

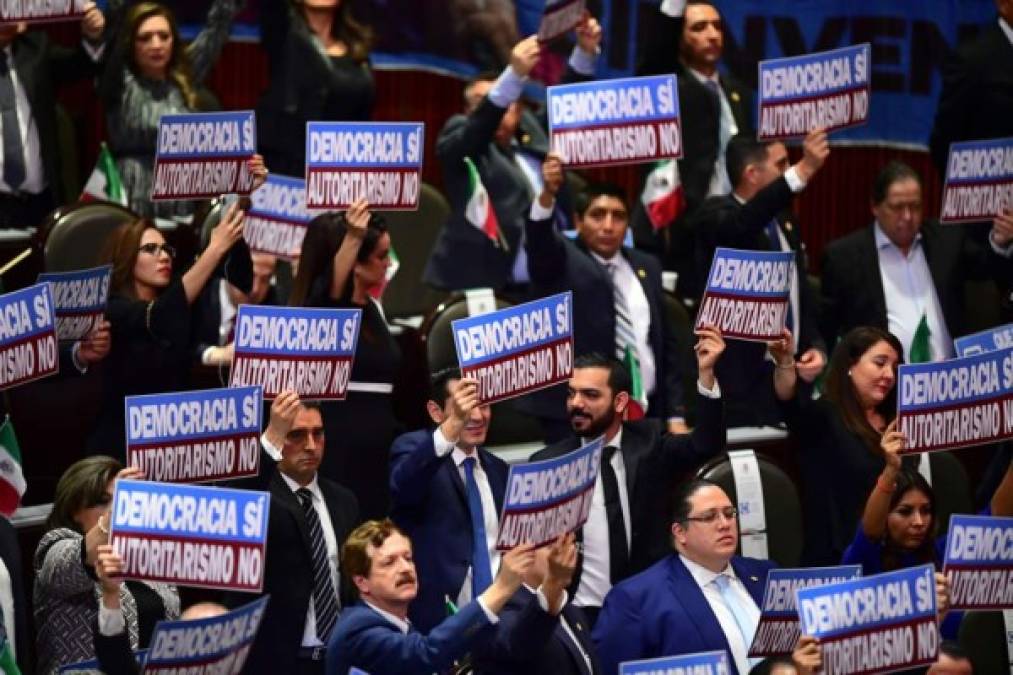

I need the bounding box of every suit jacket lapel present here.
[11,40,35,105]
[667,555,734,658]
[270,471,312,552]
[862,225,888,323]
[730,558,767,606]
[560,604,598,675]
[479,449,506,510]
[618,423,643,502]
[919,224,948,308]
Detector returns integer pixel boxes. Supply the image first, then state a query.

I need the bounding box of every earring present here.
[847,369,852,376]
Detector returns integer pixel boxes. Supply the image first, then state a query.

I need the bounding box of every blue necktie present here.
[463,457,493,597]
[0,51,26,191]
[712,574,759,648]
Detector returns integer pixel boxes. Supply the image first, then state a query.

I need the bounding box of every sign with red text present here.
[0,0,87,25]
[942,514,1013,610]
[538,0,585,42]
[695,248,794,342]
[37,265,111,341]
[0,283,59,389]
[244,174,311,260]
[940,137,1013,223]
[152,111,257,201]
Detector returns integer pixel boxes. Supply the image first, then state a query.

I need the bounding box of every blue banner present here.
[153,111,257,200]
[60,651,149,674]
[749,565,862,657]
[305,121,424,210]
[110,479,270,592]
[896,347,1013,453]
[496,436,603,550]
[695,248,795,341]
[619,650,729,675]
[125,386,263,484]
[954,324,1013,357]
[942,514,1013,610]
[229,304,361,400]
[0,282,59,389]
[452,291,573,404]
[37,265,111,341]
[757,44,870,140]
[245,174,311,260]
[940,137,1013,223]
[797,564,938,674]
[143,596,269,673]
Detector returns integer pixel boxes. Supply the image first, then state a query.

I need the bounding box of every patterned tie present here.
[296,488,340,641]
[0,51,25,191]
[463,457,493,598]
[607,263,637,362]
[712,574,759,648]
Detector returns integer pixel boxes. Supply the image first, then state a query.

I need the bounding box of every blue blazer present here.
[326,601,492,675]
[389,429,509,633]
[592,554,775,675]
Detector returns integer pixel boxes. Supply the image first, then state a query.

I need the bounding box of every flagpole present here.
[0,248,31,278]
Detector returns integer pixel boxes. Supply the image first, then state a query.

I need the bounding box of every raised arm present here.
[769,328,799,402]
[186,0,245,83]
[328,200,370,301]
[524,153,568,286]
[182,201,246,305]
[860,420,904,540]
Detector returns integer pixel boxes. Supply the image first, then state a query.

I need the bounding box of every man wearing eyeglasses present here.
[229,390,360,675]
[591,479,774,675]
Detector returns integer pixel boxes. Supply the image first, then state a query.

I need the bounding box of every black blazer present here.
[530,395,726,594]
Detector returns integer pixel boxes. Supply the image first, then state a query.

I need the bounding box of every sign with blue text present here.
[305,122,424,210]
[619,650,730,675]
[954,324,1013,357]
[37,265,111,341]
[244,174,312,260]
[695,248,794,342]
[548,75,682,168]
[452,292,573,404]
[152,111,257,201]
[797,564,939,674]
[942,514,1013,610]
[125,386,263,484]
[109,479,270,592]
[0,282,58,389]
[940,137,1013,223]
[229,304,361,400]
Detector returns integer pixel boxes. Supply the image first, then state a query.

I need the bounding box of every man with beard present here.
[529,327,728,626]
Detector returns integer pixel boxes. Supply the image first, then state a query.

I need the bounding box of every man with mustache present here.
[529,326,727,627]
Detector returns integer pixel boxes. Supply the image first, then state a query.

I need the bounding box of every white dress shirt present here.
[686,67,738,198]
[1001,17,1013,46]
[680,554,761,675]
[431,427,502,607]
[874,223,953,361]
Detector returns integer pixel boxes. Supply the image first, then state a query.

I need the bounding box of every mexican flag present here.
[0,418,24,519]
[81,143,128,206]
[623,345,648,421]
[463,157,503,247]
[909,313,932,364]
[640,159,685,231]
[368,246,401,300]
[0,616,18,675]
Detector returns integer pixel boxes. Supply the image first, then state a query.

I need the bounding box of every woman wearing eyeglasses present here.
[86,202,249,455]
[34,457,178,674]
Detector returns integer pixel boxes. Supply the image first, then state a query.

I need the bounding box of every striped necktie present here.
[606,262,637,362]
[296,488,340,641]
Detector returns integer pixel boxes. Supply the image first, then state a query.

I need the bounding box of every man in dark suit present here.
[693,131,828,427]
[424,20,601,292]
[821,161,1013,362]
[0,4,106,228]
[389,369,509,633]
[530,327,727,626]
[524,164,687,440]
[593,480,775,675]
[634,0,753,300]
[234,391,360,675]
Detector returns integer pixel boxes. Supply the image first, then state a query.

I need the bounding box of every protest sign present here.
[125,386,263,484]
[548,75,682,168]
[954,324,1013,357]
[452,292,573,405]
[152,111,257,201]
[109,479,270,592]
[619,651,730,675]
[141,596,269,674]
[244,174,311,260]
[0,0,87,25]
[749,565,862,657]
[940,137,1013,224]
[757,43,871,140]
[229,304,361,400]
[537,0,585,42]
[0,282,58,390]
[305,122,424,210]
[942,514,1013,610]
[37,265,111,341]
[797,564,938,675]
[896,347,1013,454]
[695,248,794,341]
[495,436,602,550]
[60,652,149,674]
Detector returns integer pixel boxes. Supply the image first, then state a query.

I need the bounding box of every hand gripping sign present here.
[547,74,682,168]
[305,121,424,210]
[495,437,603,551]
[152,111,257,201]
[37,265,111,341]
[748,566,862,658]
[942,514,1013,610]
[109,479,270,593]
[0,282,59,390]
[896,347,1013,454]
[229,304,361,400]
[537,0,586,43]
[954,323,1013,357]
[141,596,269,675]
[125,386,263,484]
[452,292,573,405]
[695,248,795,342]
[619,651,730,675]
[0,0,88,25]
[757,43,871,141]
[244,174,312,260]
[796,564,939,675]
[940,137,1013,224]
